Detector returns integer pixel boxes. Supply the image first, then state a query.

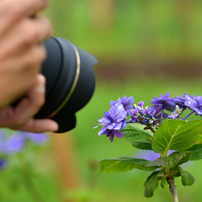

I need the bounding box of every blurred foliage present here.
[0,131,59,202]
[45,0,202,65]
[1,1,199,202]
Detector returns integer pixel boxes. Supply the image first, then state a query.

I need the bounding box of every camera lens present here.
[34,37,97,133]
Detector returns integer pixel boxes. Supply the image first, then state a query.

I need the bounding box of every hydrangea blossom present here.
[3,134,25,154]
[168,105,183,119]
[0,159,6,169]
[130,102,157,126]
[96,92,200,201]
[0,130,49,171]
[174,93,187,110]
[96,92,202,142]
[98,102,127,142]
[135,150,173,161]
[184,94,202,116]
[150,92,175,111]
[110,95,134,114]
[20,131,49,144]
[105,130,125,143]
[150,92,176,119]
[0,130,49,155]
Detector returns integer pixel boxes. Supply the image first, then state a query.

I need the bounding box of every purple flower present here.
[19,131,48,144]
[130,103,156,126]
[142,106,156,116]
[106,130,124,142]
[175,93,187,110]
[3,134,24,154]
[110,96,134,114]
[98,103,127,142]
[185,94,202,116]
[150,92,175,111]
[137,101,144,107]
[130,108,139,122]
[27,133,48,144]
[0,159,6,169]
[136,150,160,161]
[150,92,175,119]
[135,150,173,161]
[0,130,49,155]
[0,131,6,153]
[168,106,182,119]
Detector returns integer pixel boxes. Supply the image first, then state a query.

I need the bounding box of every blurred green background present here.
[4,0,202,201]
[46,1,202,202]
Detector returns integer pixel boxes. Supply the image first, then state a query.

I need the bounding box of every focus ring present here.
[48,44,81,118]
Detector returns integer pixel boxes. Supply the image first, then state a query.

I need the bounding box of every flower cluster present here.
[150,92,176,119]
[0,130,48,155]
[130,101,157,126]
[96,92,202,142]
[0,130,49,169]
[97,96,134,142]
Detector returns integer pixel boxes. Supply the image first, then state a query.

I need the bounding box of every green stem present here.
[22,174,45,202]
[149,125,156,134]
[19,153,45,202]
[166,176,179,202]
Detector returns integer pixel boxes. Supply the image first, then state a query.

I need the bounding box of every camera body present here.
[34,37,97,133]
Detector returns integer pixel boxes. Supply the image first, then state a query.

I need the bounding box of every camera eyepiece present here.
[35,37,97,133]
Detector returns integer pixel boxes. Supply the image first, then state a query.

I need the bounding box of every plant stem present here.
[182,110,194,120]
[19,154,45,202]
[166,176,179,202]
[23,174,45,202]
[148,125,156,134]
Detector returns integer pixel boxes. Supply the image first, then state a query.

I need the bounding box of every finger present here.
[15,44,47,73]
[18,16,52,46]
[12,74,46,126]
[0,16,51,54]
[12,118,59,133]
[0,0,49,35]
[0,46,46,104]
[15,0,49,16]
[0,106,58,132]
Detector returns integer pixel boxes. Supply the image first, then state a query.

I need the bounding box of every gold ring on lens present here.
[48,44,81,118]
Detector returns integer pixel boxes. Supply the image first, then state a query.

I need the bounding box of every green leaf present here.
[99,157,158,174]
[152,120,202,153]
[160,177,167,188]
[146,151,192,168]
[179,167,195,186]
[146,156,170,168]
[144,171,161,198]
[169,151,192,166]
[188,144,202,161]
[131,139,152,150]
[195,134,202,144]
[170,166,181,177]
[121,125,152,142]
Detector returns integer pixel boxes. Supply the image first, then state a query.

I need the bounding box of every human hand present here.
[0,0,51,108]
[0,74,58,133]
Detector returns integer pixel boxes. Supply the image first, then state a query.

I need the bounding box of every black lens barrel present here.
[35,37,97,133]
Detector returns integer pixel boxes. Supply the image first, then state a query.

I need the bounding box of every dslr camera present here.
[34,37,97,133]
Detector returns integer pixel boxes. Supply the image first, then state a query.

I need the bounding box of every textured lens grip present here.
[42,38,63,99]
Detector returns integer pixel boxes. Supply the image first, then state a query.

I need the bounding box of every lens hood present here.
[35,37,97,133]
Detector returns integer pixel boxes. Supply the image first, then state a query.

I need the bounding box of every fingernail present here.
[36,74,46,93]
[49,122,59,132]
[36,86,45,93]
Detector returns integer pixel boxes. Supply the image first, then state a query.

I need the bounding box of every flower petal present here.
[114,131,124,138]
[98,126,108,136]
